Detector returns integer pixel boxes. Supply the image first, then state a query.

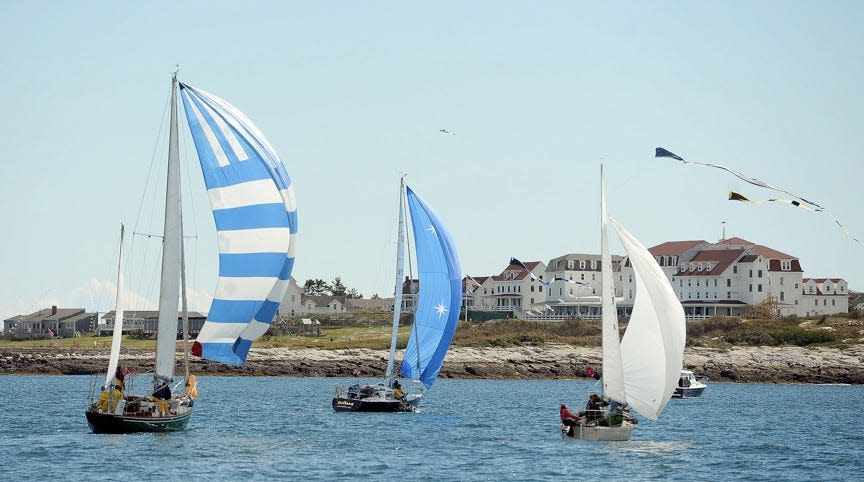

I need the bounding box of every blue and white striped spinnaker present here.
[180,83,297,365]
[399,186,462,389]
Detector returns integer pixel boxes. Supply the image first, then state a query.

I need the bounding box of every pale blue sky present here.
[1,1,862,320]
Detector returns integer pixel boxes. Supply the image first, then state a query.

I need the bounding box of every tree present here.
[346,288,363,299]
[331,277,347,296]
[303,279,330,296]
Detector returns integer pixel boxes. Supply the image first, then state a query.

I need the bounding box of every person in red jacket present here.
[560,403,580,427]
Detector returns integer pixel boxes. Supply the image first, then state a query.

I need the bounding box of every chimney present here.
[51,305,57,315]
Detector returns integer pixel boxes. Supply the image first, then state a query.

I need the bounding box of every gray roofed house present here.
[3,306,98,338]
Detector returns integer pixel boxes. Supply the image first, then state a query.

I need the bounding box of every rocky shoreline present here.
[2,344,863,384]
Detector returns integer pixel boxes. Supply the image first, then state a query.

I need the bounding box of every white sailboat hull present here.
[561,420,635,441]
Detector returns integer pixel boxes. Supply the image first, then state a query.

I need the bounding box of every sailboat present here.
[560,167,686,441]
[85,73,297,433]
[332,178,461,412]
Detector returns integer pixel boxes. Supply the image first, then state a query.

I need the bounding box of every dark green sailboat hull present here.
[85,409,192,434]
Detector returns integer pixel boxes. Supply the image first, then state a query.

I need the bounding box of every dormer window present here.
[780,260,791,271]
[698,263,704,271]
[680,265,686,272]
[689,263,695,271]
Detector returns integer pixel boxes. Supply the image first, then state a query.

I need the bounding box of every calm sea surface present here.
[1,375,862,481]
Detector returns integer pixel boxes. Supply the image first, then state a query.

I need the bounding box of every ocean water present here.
[1,375,862,481]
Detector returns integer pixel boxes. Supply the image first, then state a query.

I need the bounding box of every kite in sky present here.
[654,146,862,246]
[728,191,862,246]
[655,147,822,209]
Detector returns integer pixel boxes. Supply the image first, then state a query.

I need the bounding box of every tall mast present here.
[600,165,626,404]
[384,176,407,385]
[154,73,183,387]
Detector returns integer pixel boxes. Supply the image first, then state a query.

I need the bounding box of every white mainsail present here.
[104,224,125,389]
[600,168,626,404]
[615,218,686,420]
[154,75,182,383]
[385,177,407,383]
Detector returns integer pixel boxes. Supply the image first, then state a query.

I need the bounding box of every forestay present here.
[181,83,298,364]
[398,186,462,389]
[614,218,686,420]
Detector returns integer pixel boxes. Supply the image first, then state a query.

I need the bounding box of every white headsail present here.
[614,219,686,420]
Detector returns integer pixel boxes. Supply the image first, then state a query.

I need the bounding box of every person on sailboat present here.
[392,380,405,400]
[153,382,171,400]
[96,384,124,413]
[559,404,580,426]
[582,393,608,423]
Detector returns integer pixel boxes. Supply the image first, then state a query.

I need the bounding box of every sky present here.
[1,1,862,321]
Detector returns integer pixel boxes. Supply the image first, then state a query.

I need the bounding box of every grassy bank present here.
[2,314,861,351]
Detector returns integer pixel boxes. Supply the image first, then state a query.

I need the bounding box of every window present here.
[559,288,563,296]
[780,277,784,286]
[795,283,799,289]
[823,299,827,306]
[591,260,596,270]
[758,270,763,278]
[714,279,718,287]
[814,300,818,306]
[749,284,753,292]
[580,260,586,269]
[749,270,753,278]
[697,280,701,287]
[680,280,683,287]
[758,284,762,292]
[780,292,785,301]
[727,279,731,287]
[733,266,738,274]
[781,260,791,270]
[530,285,535,292]
[592,274,596,281]
[832,299,836,306]
[698,263,703,271]
[581,274,585,281]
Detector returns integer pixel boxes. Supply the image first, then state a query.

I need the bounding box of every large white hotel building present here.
[464,237,849,320]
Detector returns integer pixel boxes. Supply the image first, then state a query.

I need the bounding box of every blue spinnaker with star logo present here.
[399,186,462,389]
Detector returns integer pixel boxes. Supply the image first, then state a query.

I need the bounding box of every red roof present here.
[649,240,705,257]
[673,249,745,277]
[718,237,794,259]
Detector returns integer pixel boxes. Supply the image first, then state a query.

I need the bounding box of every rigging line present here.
[132,87,172,235]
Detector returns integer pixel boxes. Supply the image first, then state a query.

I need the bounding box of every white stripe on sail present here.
[201,101,249,162]
[208,180,284,210]
[265,277,291,303]
[287,233,298,258]
[217,228,292,254]
[187,94,231,167]
[214,276,279,301]
[281,185,297,212]
[196,322,246,344]
[241,319,271,339]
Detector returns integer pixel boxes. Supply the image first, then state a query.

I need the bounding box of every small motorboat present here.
[673,370,708,398]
